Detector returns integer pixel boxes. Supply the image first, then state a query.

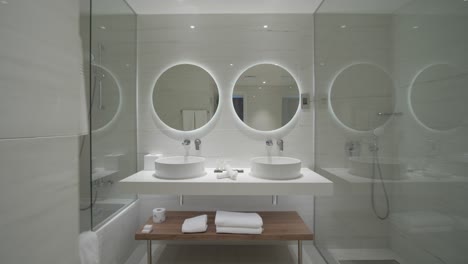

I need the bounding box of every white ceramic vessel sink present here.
[250,156,302,180]
[154,156,206,179]
[349,157,407,180]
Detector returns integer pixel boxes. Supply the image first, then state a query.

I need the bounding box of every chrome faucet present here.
[266,139,273,147]
[277,139,284,152]
[182,139,191,146]
[195,139,201,150]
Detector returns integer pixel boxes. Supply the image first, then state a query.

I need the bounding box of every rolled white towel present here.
[182,214,208,233]
[216,226,263,235]
[215,211,263,228]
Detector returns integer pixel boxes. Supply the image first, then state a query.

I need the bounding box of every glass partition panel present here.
[314,0,468,263]
[79,0,137,231]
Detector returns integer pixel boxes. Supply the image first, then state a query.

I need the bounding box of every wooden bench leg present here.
[147,240,152,264]
[298,240,302,264]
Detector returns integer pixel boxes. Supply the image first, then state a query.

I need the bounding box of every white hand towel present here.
[79,231,99,264]
[215,211,263,228]
[194,110,208,129]
[216,226,263,235]
[182,214,208,233]
[182,110,195,130]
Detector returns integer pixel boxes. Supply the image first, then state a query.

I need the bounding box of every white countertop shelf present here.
[118,168,333,196]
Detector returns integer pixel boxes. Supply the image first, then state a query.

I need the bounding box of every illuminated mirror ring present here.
[91,64,123,134]
[328,63,395,134]
[230,63,302,139]
[409,63,468,133]
[150,63,222,140]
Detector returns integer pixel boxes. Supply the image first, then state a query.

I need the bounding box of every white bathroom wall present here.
[390,6,468,263]
[137,14,314,169]
[0,0,86,263]
[136,13,315,229]
[314,14,396,253]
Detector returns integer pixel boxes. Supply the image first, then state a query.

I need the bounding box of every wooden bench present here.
[135,211,314,264]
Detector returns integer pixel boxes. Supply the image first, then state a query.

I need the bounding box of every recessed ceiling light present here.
[262,81,266,84]
[340,25,347,29]
[0,1,8,4]
[99,25,106,30]
[319,62,326,66]
[412,25,419,29]
[263,25,268,29]
[259,87,262,89]
[229,63,234,66]
[289,86,292,89]
[190,25,196,29]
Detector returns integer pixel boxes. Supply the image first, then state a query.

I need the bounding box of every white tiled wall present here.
[390,10,468,263]
[136,13,316,234]
[0,1,86,263]
[314,14,396,252]
[137,14,315,167]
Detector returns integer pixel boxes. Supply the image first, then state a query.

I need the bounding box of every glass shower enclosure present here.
[79,0,138,232]
[314,0,468,263]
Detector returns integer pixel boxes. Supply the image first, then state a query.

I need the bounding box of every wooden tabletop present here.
[135,211,313,241]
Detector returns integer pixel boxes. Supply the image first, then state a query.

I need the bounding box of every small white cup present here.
[152,208,166,223]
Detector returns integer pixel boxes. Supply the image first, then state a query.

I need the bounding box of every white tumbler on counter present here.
[153,208,166,223]
[144,154,162,171]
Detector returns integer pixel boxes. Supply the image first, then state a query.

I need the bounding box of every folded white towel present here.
[182,214,208,233]
[79,231,99,264]
[215,211,263,228]
[216,226,263,234]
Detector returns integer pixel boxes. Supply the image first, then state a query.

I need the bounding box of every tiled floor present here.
[329,248,403,264]
[340,261,399,264]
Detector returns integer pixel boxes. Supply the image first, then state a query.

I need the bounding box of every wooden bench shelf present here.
[136,211,313,264]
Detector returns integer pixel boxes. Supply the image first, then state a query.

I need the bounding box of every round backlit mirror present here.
[410,64,468,131]
[232,64,300,131]
[91,65,121,132]
[330,63,395,132]
[152,64,219,131]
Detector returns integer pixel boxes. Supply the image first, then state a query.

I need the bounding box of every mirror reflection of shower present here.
[369,127,390,220]
[90,66,121,132]
[92,43,105,111]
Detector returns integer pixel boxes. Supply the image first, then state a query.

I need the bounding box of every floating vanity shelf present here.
[137,211,314,264]
[119,168,333,196]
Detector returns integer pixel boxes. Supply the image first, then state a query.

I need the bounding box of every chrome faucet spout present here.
[195,139,201,150]
[266,139,273,147]
[182,139,191,146]
[277,139,284,152]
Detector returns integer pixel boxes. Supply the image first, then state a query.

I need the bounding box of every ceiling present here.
[95,0,468,16]
[126,0,322,15]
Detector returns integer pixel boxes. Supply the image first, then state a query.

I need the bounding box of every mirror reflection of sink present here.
[250,156,302,180]
[154,156,206,179]
[349,157,408,180]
